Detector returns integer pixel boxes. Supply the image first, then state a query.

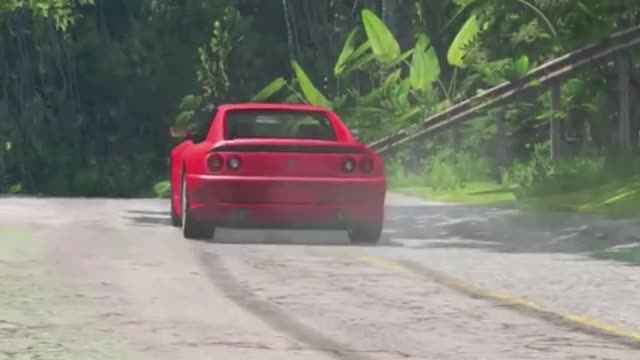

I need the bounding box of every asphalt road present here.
[0,194,638,359]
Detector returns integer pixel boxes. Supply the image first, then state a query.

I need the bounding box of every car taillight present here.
[227,155,241,170]
[359,157,374,173]
[207,153,224,172]
[342,157,356,173]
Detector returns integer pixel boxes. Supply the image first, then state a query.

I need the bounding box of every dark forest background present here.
[1,0,639,199]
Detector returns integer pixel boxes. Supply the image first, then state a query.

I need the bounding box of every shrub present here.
[152,180,171,198]
[387,146,496,192]
[504,141,609,198]
[424,148,494,191]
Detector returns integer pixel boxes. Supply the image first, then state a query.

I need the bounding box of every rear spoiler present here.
[211,143,368,154]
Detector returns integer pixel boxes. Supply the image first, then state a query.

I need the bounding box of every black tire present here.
[181,175,215,240]
[348,223,383,244]
[170,187,181,227]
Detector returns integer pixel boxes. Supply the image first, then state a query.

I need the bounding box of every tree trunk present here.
[495,109,508,182]
[550,80,564,161]
[452,126,461,152]
[633,106,640,148]
[616,52,631,152]
[0,151,6,192]
[381,0,397,35]
[630,64,640,148]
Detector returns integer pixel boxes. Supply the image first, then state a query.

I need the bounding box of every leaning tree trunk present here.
[494,108,508,182]
[616,52,632,152]
[549,80,565,161]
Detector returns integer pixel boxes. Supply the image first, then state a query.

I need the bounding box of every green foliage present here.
[1,0,95,30]
[0,0,636,200]
[8,183,22,194]
[175,95,203,125]
[152,180,171,198]
[425,148,494,191]
[252,7,453,141]
[389,147,495,192]
[593,246,640,265]
[502,142,609,198]
[410,34,440,91]
[197,7,239,100]
[447,15,481,67]
[251,77,287,102]
[360,9,401,65]
[334,28,360,77]
[514,0,558,38]
[291,60,331,107]
[508,55,531,79]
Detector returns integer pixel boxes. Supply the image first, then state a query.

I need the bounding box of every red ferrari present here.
[169,103,386,243]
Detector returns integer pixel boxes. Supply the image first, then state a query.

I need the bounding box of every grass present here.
[393,181,517,205]
[523,175,640,221]
[390,175,640,221]
[592,245,640,265]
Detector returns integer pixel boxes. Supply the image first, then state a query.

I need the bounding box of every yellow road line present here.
[335,249,640,347]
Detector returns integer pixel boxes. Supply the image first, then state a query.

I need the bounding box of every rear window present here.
[224,110,336,140]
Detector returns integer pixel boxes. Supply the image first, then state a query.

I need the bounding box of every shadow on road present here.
[194,229,400,247]
[384,203,640,254]
[123,209,398,247]
[127,210,171,216]
[124,210,172,226]
[123,204,639,254]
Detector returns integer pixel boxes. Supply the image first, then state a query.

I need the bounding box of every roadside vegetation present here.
[390,147,640,221]
[0,0,639,223]
[593,245,640,265]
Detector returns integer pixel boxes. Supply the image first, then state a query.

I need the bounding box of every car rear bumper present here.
[185,174,386,228]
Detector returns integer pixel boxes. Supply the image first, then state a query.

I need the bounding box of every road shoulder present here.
[0,227,140,360]
[381,191,640,336]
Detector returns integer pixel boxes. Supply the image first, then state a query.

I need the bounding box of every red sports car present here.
[169,103,386,243]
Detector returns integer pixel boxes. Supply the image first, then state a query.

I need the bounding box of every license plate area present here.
[260,181,325,204]
[213,178,365,205]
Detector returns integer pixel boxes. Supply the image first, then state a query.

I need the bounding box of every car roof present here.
[217,102,331,112]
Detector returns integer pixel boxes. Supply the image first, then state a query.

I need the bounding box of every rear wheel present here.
[348,223,383,244]
[181,175,215,240]
[170,185,181,227]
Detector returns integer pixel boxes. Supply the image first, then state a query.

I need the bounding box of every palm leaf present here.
[361,8,401,64]
[383,69,403,88]
[349,40,373,63]
[291,60,331,107]
[251,77,287,101]
[392,78,412,107]
[342,53,377,77]
[334,29,359,76]
[447,14,480,67]
[394,106,424,124]
[340,41,375,77]
[383,48,415,69]
[410,33,440,91]
[436,0,492,47]
[513,55,530,78]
